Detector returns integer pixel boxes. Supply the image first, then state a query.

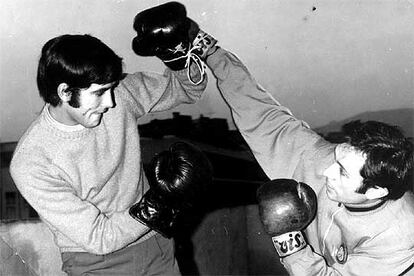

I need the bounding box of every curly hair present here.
[341,120,413,200]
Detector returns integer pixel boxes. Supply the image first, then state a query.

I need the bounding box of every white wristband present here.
[271,231,307,257]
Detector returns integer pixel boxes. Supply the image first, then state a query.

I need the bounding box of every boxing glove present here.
[132,2,217,83]
[129,189,179,238]
[257,179,317,257]
[130,142,213,238]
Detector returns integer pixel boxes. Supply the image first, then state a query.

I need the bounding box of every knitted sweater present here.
[10,67,207,255]
[207,48,414,275]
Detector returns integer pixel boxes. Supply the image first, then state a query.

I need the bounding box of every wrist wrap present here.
[271,231,307,257]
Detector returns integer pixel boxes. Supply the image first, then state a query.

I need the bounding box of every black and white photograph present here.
[1,1,413,275]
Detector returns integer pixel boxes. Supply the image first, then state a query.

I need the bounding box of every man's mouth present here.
[93,109,108,115]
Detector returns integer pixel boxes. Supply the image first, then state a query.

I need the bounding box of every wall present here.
[1,142,38,220]
[0,220,65,276]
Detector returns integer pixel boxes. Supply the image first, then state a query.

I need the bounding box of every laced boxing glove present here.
[132,1,217,84]
[129,189,180,238]
[130,142,213,238]
[257,179,317,257]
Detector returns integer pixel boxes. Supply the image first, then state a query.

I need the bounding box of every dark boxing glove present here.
[129,189,179,238]
[257,179,317,257]
[130,142,213,238]
[132,1,217,84]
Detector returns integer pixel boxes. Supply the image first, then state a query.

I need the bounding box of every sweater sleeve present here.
[206,48,329,181]
[119,64,207,119]
[281,245,414,276]
[10,151,149,255]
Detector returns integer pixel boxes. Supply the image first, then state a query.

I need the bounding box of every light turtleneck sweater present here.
[10,67,206,255]
[45,104,85,132]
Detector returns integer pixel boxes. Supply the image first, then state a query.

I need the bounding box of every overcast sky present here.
[1,0,413,142]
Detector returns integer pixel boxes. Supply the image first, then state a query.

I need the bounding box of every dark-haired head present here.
[37,34,123,107]
[342,120,413,200]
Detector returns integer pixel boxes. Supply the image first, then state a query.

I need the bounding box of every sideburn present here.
[68,89,81,108]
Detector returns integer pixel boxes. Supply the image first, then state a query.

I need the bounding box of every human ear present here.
[365,186,389,200]
[57,83,71,102]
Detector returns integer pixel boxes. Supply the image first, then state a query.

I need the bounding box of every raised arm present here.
[118,64,207,118]
[206,48,330,180]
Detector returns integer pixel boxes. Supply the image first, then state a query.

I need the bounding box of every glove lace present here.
[163,39,208,85]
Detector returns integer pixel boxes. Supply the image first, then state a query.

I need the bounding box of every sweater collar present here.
[343,199,387,213]
[45,104,85,132]
[41,104,91,139]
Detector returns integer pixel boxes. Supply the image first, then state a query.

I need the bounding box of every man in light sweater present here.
[10,8,217,275]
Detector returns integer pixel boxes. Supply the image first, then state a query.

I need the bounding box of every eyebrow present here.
[92,88,108,94]
[337,160,347,173]
[334,149,349,175]
[92,85,115,95]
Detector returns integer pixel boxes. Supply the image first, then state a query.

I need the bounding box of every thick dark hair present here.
[342,120,413,200]
[37,34,123,106]
[148,142,213,208]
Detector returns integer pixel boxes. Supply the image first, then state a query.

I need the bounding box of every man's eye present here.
[339,167,348,177]
[95,90,106,96]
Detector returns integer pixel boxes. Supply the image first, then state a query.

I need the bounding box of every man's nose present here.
[102,90,114,108]
[323,164,336,179]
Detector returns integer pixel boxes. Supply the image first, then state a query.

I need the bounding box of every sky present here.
[1,0,413,142]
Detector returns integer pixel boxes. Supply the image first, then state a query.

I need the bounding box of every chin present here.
[88,122,101,128]
[81,121,99,128]
[85,117,103,128]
